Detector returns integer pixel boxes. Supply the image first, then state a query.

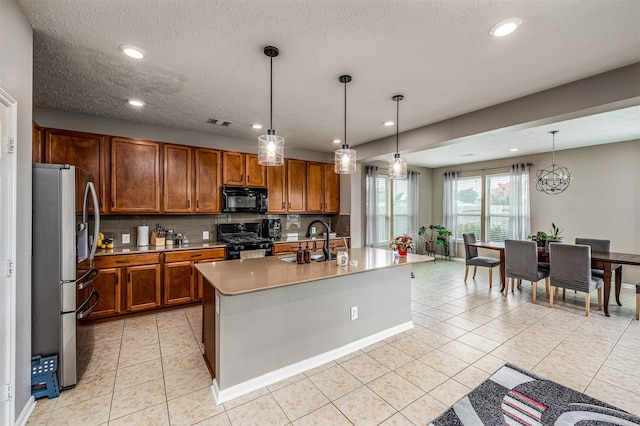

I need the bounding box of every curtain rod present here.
[451,162,533,174]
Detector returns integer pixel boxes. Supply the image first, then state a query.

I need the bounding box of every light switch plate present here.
[203,231,210,240]
[122,233,130,244]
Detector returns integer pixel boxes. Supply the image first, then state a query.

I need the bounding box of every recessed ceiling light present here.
[333,139,341,144]
[128,99,145,107]
[490,18,522,37]
[510,148,519,152]
[384,121,394,127]
[120,45,145,59]
[252,124,263,129]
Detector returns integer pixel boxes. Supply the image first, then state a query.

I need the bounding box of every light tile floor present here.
[28,260,640,425]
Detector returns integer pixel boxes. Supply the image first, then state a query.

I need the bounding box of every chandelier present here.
[535,130,571,194]
[388,95,407,179]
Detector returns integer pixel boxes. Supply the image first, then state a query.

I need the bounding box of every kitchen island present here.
[195,247,433,404]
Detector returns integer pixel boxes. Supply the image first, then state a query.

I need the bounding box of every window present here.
[370,174,409,245]
[455,172,511,242]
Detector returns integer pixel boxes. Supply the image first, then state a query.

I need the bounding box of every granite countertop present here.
[95,241,227,256]
[195,247,433,296]
[273,235,350,244]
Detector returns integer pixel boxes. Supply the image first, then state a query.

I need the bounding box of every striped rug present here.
[429,363,640,425]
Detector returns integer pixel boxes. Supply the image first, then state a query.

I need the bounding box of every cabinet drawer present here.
[273,242,304,254]
[164,248,226,263]
[94,253,161,268]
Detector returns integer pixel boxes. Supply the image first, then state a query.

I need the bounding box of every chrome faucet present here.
[305,220,330,261]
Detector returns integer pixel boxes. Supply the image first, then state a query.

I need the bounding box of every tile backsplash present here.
[99,213,350,247]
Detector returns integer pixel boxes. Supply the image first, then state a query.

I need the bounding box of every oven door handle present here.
[77,290,100,319]
[77,267,99,290]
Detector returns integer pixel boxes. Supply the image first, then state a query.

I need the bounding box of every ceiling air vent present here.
[207,118,232,127]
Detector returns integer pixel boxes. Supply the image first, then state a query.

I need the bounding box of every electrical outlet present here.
[122,233,130,244]
[350,306,358,321]
[311,226,317,235]
[203,231,210,240]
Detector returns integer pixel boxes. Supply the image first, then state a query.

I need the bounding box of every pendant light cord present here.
[344,79,347,148]
[270,55,273,131]
[395,98,399,154]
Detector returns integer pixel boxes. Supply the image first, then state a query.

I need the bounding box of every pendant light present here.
[258,46,284,166]
[334,75,357,174]
[535,130,571,194]
[388,95,407,179]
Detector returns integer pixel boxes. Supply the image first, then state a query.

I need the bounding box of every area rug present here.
[429,363,640,425]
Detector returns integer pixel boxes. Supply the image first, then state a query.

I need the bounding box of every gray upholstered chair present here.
[462,233,500,287]
[504,240,550,304]
[549,243,603,316]
[575,237,623,303]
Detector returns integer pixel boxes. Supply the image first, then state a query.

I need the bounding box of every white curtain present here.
[365,166,379,247]
[442,171,458,257]
[508,163,530,240]
[407,171,420,253]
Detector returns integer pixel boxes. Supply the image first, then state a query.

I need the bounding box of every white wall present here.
[0,0,33,420]
[431,139,640,284]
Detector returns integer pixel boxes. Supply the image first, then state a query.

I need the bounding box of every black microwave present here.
[222,186,268,213]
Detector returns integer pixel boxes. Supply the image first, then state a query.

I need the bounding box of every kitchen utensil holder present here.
[150,230,165,246]
[31,355,60,399]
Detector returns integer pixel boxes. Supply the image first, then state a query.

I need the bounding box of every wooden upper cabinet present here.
[245,154,266,187]
[287,159,306,213]
[44,128,108,213]
[222,152,266,187]
[110,137,161,213]
[194,148,222,213]
[306,162,324,213]
[267,165,286,213]
[32,122,44,163]
[324,163,340,213]
[163,144,192,213]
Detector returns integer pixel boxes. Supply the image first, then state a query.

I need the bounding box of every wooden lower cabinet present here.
[163,248,226,306]
[126,264,162,312]
[89,267,122,318]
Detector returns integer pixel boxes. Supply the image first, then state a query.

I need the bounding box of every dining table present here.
[469,241,640,317]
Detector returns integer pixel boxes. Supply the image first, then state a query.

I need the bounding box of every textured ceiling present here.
[18,0,640,166]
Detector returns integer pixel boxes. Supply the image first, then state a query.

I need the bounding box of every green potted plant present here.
[528,231,547,247]
[419,225,452,253]
[547,223,563,243]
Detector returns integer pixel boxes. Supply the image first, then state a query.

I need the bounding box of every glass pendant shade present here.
[388,153,407,179]
[335,145,357,174]
[258,46,284,166]
[334,74,356,174]
[258,129,284,166]
[535,130,571,194]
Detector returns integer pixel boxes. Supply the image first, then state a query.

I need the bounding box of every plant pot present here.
[397,246,408,256]
[425,241,437,253]
[536,240,546,248]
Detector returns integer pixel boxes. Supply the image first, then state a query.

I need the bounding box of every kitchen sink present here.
[280,253,331,262]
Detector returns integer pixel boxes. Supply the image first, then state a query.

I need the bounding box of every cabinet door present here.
[45,128,108,213]
[306,162,324,213]
[195,257,225,300]
[324,163,340,213]
[163,144,192,213]
[267,165,286,213]
[222,151,245,186]
[90,267,121,318]
[287,159,306,213]
[194,148,221,213]
[32,122,44,163]
[164,261,194,305]
[126,264,161,311]
[111,137,161,213]
[245,154,266,187]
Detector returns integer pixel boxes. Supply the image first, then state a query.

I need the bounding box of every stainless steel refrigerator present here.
[32,164,100,389]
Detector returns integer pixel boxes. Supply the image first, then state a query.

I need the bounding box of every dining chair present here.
[549,243,603,316]
[462,233,500,288]
[504,240,550,304]
[575,237,623,301]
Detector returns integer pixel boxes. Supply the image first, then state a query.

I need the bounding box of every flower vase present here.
[397,246,408,256]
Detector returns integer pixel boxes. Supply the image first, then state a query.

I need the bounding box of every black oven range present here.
[217,223,273,260]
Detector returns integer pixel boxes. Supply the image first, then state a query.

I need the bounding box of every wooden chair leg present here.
[545,277,550,299]
[549,286,554,308]
[562,288,566,299]
[488,267,492,288]
[504,278,510,297]
[464,265,469,282]
[532,281,537,304]
[597,288,602,311]
[585,292,590,317]
[472,266,477,279]
[517,279,522,290]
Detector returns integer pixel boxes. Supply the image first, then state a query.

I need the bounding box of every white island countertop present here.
[196,247,433,295]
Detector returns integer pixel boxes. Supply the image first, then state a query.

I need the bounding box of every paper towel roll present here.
[137,225,149,247]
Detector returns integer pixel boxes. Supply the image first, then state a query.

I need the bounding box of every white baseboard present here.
[15,396,35,426]
[211,321,414,405]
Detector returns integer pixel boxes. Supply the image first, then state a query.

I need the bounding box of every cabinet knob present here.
[111,198,115,208]
[197,200,200,209]
[188,199,191,208]
[247,175,250,182]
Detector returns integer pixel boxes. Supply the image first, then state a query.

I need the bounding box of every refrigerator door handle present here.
[77,290,100,319]
[77,267,100,290]
[83,181,101,261]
